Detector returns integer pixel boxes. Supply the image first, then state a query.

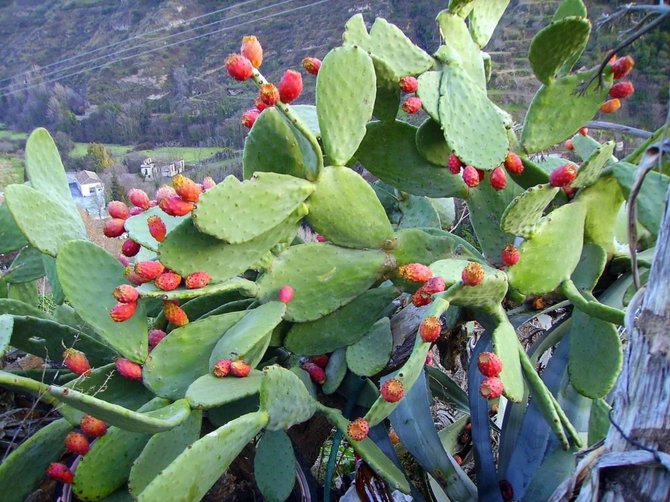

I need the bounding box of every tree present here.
[86,143,114,172]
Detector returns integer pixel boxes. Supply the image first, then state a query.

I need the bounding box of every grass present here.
[70,144,223,164]
[0,130,28,141]
[71,143,130,159]
[0,153,24,191]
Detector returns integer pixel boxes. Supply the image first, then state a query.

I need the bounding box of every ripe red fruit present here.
[278,285,295,303]
[477,352,503,377]
[311,354,329,368]
[303,362,326,384]
[63,349,91,376]
[600,98,621,113]
[254,95,271,112]
[401,96,422,114]
[240,35,263,68]
[213,359,232,377]
[480,376,504,399]
[499,480,514,501]
[398,263,433,283]
[412,276,446,307]
[159,196,194,216]
[202,177,216,191]
[578,127,589,136]
[109,301,138,322]
[565,139,574,150]
[504,152,524,175]
[419,316,442,343]
[185,272,211,289]
[155,185,177,202]
[398,75,418,93]
[462,262,485,286]
[135,261,165,281]
[448,153,464,174]
[609,81,634,99]
[259,83,280,106]
[241,108,261,128]
[230,360,251,377]
[500,244,520,267]
[302,57,321,75]
[490,166,507,191]
[380,379,405,402]
[80,415,108,438]
[225,53,253,81]
[147,215,167,242]
[347,417,369,441]
[610,55,634,80]
[46,463,74,484]
[425,351,434,366]
[173,174,202,204]
[148,329,167,349]
[112,284,139,303]
[65,432,90,455]
[163,300,189,327]
[129,206,144,216]
[128,188,150,210]
[477,169,486,181]
[279,70,303,103]
[155,272,182,291]
[462,166,480,187]
[107,200,130,220]
[121,239,141,257]
[103,218,126,238]
[115,358,143,380]
[549,163,578,188]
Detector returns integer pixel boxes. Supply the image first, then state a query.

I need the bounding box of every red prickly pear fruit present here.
[477,352,503,377]
[259,83,280,106]
[230,360,251,377]
[549,163,578,188]
[173,174,202,203]
[202,177,216,191]
[155,185,177,203]
[347,417,369,441]
[255,95,271,111]
[462,262,485,286]
[490,166,507,191]
[397,263,433,283]
[159,196,194,216]
[135,261,165,281]
[109,301,138,322]
[185,272,211,289]
[563,186,578,199]
[303,362,326,384]
[118,254,130,267]
[610,55,634,80]
[128,188,150,210]
[126,270,149,286]
[64,431,90,455]
[80,415,108,438]
[419,316,442,343]
[113,284,139,303]
[401,96,422,114]
[279,70,303,103]
[462,166,480,187]
[499,480,514,501]
[63,349,91,376]
[578,127,589,136]
[115,358,143,380]
[163,300,189,326]
[500,244,520,267]
[412,276,446,307]
[480,376,504,399]
[155,272,182,291]
[107,200,129,220]
[240,35,263,68]
[565,139,574,150]
[412,289,433,307]
[600,98,621,113]
[311,354,329,368]
[147,215,167,242]
[448,153,464,174]
[315,234,327,242]
[103,218,126,238]
[477,169,486,181]
[504,152,524,175]
[129,206,144,216]
[241,108,261,128]
[302,57,321,75]
[278,285,295,303]
[609,81,634,99]
[453,454,463,465]
[398,75,418,93]
[148,329,167,349]
[213,359,233,378]
[225,53,253,81]
[380,378,405,402]
[425,351,434,366]
[121,239,141,257]
[389,430,400,445]
[46,463,74,484]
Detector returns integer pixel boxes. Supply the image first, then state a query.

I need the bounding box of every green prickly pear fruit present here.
[115,358,143,380]
[500,244,520,267]
[461,262,484,286]
[147,215,166,242]
[225,53,253,81]
[46,463,73,484]
[399,76,418,93]
[64,432,90,455]
[347,417,369,441]
[302,57,321,75]
[63,348,91,376]
[380,379,405,402]
[490,166,507,191]
[504,152,524,175]
[419,316,442,342]
[107,200,130,220]
[477,352,503,377]
[80,415,108,438]
[128,188,151,210]
[185,272,211,289]
[121,239,141,257]
[135,261,165,281]
[462,166,480,187]
[480,376,504,399]
[278,70,302,103]
[103,218,125,238]
[241,35,263,68]
[549,163,578,187]
[213,359,232,377]
[402,96,422,114]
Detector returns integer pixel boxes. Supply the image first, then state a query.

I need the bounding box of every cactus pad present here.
[0,203,28,253]
[398,195,441,229]
[571,141,615,188]
[529,17,590,84]
[393,227,483,265]
[260,365,317,430]
[501,184,559,237]
[415,118,450,166]
[577,175,624,255]
[436,11,486,89]
[346,317,393,376]
[571,133,606,162]
[136,277,257,301]
[469,0,510,48]
[416,71,442,122]
[431,259,508,309]
[124,206,187,252]
[491,317,524,402]
[367,18,434,77]
[553,0,587,20]
[322,347,348,394]
[371,58,401,122]
[186,371,263,409]
[255,431,296,502]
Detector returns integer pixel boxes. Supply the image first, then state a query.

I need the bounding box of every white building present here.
[74,170,104,196]
[140,157,185,180]
[66,170,106,218]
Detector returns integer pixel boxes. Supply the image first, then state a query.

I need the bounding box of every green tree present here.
[85,143,114,172]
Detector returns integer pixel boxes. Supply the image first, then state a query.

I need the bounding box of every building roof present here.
[75,170,102,185]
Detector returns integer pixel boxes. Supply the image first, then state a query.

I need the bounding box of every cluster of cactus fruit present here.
[0,0,664,500]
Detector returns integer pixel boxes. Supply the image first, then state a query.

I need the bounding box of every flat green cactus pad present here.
[572,141,615,188]
[260,365,317,430]
[306,166,394,249]
[193,172,313,244]
[136,277,257,301]
[136,411,268,502]
[446,1,475,17]
[491,317,524,402]
[501,184,559,237]
[57,240,148,362]
[507,202,586,294]
[439,65,508,170]
[416,118,450,166]
[417,71,441,122]
[577,175,624,256]
[371,58,401,122]
[186,371,263,409]
[143,311,246,399]
[572,133,608,162]
[257,243,390,322]
[368,18,434,77]
[255,431,296,502]
[322,347,347,394]
[393,227,483,265]
[398,195,441,230]
[243,107,320,180]
[284,286,398,355]
[431,259,508,309]
[553,0,587,20]
[469,0,510,48]
[529,17,591,84]
[0,203,28,253]
[436,11,486,89]
[342,13,370,46]
[346,317,393,376]
[124,206,187,252]
[3,247,45,284]
[571,243,607,291]
[356,121,468,198]
[317,46,376,166]
[291,104,321,137]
